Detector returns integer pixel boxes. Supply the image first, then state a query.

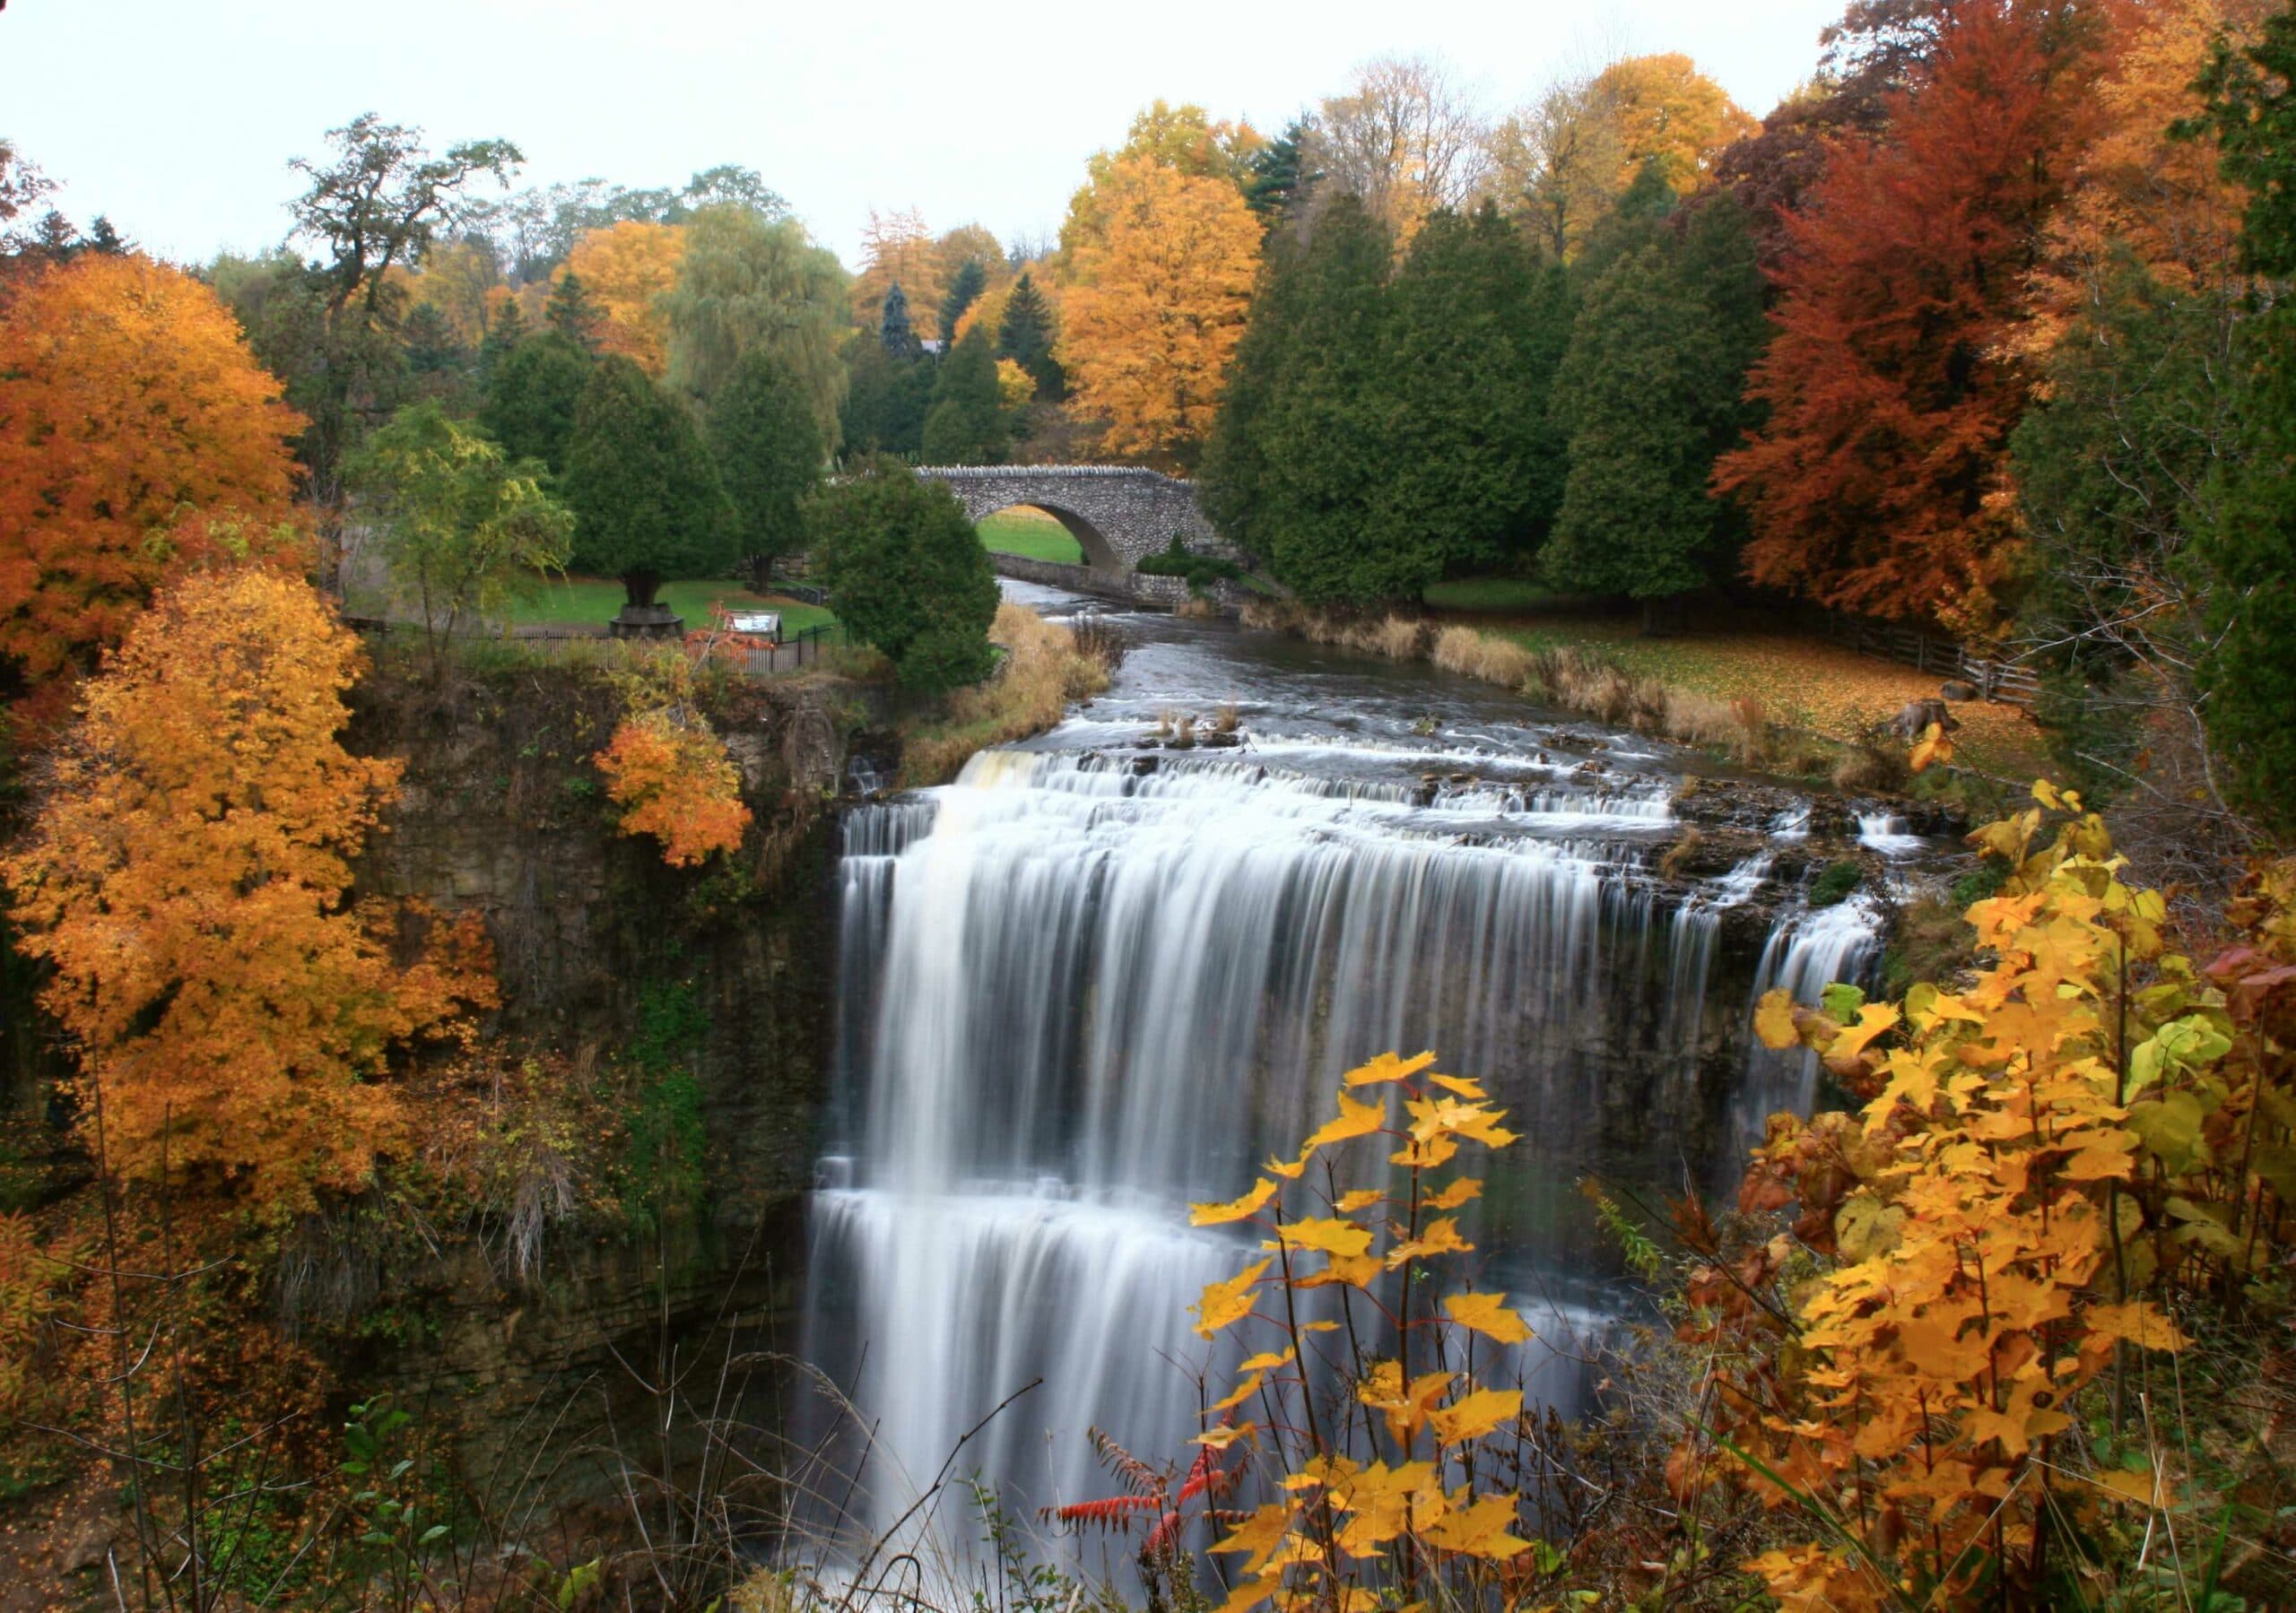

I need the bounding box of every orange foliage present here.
[850,207,943,335]
[595,709,752,867]
[0,254,306,716]
[0,568,496,1212]
[563,220,686,376]
[1715,2,2092,635]
[1059,159,1260,461]
[1592,52,1761,191]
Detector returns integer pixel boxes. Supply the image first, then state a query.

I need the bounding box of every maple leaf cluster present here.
[594,707,752,869]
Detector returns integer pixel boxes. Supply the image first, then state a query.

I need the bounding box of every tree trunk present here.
[622,570,662,610]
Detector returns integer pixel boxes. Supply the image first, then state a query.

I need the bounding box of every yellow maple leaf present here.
[1422,1176,1483,1210]
[1420,1493,1531,1559]
[1345,1050,1439,1087]
[1192,1177,1276,1226]
[1428,1073,1489,1098]
[1387,1217,1474,1267]
[1428,1388,1522,1445]
[1274,1216,1373,1258]
[1302,1090,1387,1151]
[1334,1188,1386,1212]
[1211,1370,1265,1412]
[1753,987,1801,1050]
[2085,1298,2191,1353]
[1194,1259,1271,1340]
[1390,1134,1460,1169]
[1442,1290,1533,1344]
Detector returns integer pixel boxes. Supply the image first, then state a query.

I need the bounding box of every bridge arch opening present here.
[976,501,1123,573]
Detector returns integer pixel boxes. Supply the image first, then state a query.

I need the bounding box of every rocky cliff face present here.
[337,666,855,1509]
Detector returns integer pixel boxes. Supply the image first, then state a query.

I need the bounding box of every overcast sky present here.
[4,0,1844,270]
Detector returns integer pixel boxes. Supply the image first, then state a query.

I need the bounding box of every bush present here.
[805,456,999,691]
[1808,859,1862,906]
[1135,537,1246,594]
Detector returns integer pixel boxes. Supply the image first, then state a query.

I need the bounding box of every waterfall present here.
[1735,892,1885,1136]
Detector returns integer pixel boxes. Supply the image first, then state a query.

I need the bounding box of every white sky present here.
[3,0,1844,271]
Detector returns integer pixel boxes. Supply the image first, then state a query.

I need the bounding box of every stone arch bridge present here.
[916,465,1234,575]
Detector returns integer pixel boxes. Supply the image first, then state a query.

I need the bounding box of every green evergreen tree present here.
[804,455,998,690]
[480,331,592,474]
[880,282,923,360]
[920,325,1006,464]
[1376,205,1568,575]
[839,332,933,457]
[401,301,464,377]
[1243,119,1319,227]
[478,297,526,380]
[709,348,825,576]
[561,354,738,610]
[2195,11,2296,828]
[545,269,603,350]
[1199,232,1307,563]
[996,272,1063,400]
[938,259,988,346]
[1541,245,1722,622]
[1254,198,1415,606]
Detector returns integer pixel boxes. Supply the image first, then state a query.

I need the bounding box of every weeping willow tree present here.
[662,204,849,447]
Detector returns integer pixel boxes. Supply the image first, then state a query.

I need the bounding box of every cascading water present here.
[796,584,1918,1563]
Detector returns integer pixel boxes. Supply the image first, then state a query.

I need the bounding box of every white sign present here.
[728,611,781,639]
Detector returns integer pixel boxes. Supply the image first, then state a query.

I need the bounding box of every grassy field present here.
[1413,579,2049,778]
[496,577,839,636]
[978,507,1084,564]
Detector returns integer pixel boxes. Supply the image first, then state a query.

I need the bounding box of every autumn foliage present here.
[1677,784,2296,1606]
[0,253,307,717]
[562,219,686,375]
[1,568,495,1211]
[1715,1,2088,635]
[596,707,752,867]
[1059,158,1261,461]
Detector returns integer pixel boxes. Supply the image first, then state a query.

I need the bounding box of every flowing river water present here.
[796,581,1927,1566]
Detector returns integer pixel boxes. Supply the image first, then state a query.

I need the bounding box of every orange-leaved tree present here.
[1058,157,1261,463]
[1053,1051,1538,1609]
[594,642,752,868]
[1675,781,2288,1608]
[1714,0,2092,636]
[1,567,495,1213]
[0,253,308,723]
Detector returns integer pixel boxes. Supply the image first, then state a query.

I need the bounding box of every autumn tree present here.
[996,272,1064,400]
[1488,73,1626,263]
[350,401,574,673]
[1715,0,2090,634]
[708,349,825,579]
[561,355,737,615]
[805,457,998,690]
[1591,53,1760,193]
[662,204,848,443]
[480,330,593,474]
[1060,158,1261,463]
[1058,102,1263,264]
[0,253,307,717]
[851,208,944,336]
[921,325,1007,464]
[562,219,685,374]
[0,567,495,1210]
[937,257,987,347]
[1309,56,1489,246]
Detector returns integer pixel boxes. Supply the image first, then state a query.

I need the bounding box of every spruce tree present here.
[709,348,825,577]
[920,325,1006,464]
[804,455,998,691]
[561,354,738,611]
[1541,246,1718,622]
[1243,118,1319,226]
[938,259,987,345]
[401,302,463,377]
[1200,234,1306,563]
[1377,204,1565,575]
[996,272,1063,400]
[480,331,592,474]
[545,270,602,350]
[879,282,923,360]
[477,297,526,380]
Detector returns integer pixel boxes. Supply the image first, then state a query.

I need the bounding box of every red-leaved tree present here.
[1715,0,2094,636]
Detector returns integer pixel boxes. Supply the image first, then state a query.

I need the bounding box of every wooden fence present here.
[1805,611,2041,708]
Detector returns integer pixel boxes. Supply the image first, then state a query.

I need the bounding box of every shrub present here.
[806,455,999,691]
[1807,859,1862,906]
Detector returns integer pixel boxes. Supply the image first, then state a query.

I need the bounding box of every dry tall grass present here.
[900,603,1111,785]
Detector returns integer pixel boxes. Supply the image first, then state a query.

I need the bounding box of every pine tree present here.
[879,282,922,360]
[920,325,1006,464]
[1243,118,1319,226]
[401,301,464,377]
[1541,245,1723,620]
[480,331,593,474]
[996,272,1063,400]
[1197,233,1303,563]
[839,331,934,457]
[545,269,602,350]
[709,348,825,577]
[938,259,987,344]
[561,354,737,611]
[478,297,526,380]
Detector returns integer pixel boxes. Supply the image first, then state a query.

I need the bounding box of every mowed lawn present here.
[978,507,1083,564]
[497,577,839,636]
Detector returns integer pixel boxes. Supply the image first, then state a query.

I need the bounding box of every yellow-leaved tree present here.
[563,219,687,376]
[1058,158,1260,462]
[593,644,752,868]
[2,568,496,1213]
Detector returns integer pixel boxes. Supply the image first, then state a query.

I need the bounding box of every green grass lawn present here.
[978,507,1084,564]
[1422,577,1573,612]
[497,577,839,636]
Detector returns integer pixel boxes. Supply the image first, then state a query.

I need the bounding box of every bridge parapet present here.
[915,464,1232,574]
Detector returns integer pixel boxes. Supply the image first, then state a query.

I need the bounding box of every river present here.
[795,580,1917,1573]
